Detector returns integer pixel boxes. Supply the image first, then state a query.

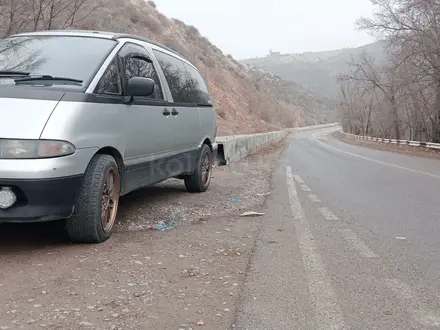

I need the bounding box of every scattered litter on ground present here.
[197,319,205,326]
[166,212,183,226]
[0,140,284,330]
[239,211,265,217]
[115,143,280,233]
[395,236,407,240]
[151,224,176,231]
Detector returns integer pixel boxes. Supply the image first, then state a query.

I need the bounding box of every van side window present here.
[124,56,163,100]
[152,50,192,103]
[182,62,212,106]
[115,43,164,100]
[94,58,122,95]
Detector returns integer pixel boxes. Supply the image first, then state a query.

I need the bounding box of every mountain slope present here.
[241,41,386,100]
[70,0,335,133]
[0,0,336,133]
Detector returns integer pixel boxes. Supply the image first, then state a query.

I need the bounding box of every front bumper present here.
[0,175,83,222]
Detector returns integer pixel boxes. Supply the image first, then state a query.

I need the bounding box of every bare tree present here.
[0,0,99,36]
[338,52,404,138]
[355,0,440,142]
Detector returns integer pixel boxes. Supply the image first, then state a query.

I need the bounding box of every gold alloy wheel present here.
[100,167,120,233]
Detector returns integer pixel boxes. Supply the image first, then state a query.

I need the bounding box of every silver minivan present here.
[0,30,218,243]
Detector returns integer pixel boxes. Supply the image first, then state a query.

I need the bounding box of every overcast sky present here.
[154,0,376,59]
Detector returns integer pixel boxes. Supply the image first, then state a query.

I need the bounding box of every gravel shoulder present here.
[0,138,288,330]
[333,131,440,159]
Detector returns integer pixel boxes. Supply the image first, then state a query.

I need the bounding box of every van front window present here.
[0,35,117,87]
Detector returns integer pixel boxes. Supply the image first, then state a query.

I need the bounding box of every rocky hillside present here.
[242,41,386,100]
[0,0,337,133]
[67,0,335,134]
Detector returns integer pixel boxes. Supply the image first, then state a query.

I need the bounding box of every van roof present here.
[10,30,184,59]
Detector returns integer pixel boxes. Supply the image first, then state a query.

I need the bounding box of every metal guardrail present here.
[342,132,440,150]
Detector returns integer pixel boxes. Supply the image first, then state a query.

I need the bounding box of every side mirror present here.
[127,77,155,98]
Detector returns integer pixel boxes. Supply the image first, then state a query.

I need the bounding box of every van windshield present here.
[0,35,117,88]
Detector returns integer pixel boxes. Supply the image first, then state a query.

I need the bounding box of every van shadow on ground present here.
[0,183,187,251]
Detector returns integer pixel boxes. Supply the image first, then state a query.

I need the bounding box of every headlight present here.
[0,139,75,159]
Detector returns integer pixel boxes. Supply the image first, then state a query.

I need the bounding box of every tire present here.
[66,154,121,243]
[184,144,213,193]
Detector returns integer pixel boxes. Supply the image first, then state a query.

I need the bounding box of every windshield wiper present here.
[0,70,30,76]
[14,75,83,85]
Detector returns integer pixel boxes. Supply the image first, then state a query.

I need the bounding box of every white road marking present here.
[319,207,339,220]
[293,174,304,184]
[395,236,407,240]
[300,184,311,192]
[312,133,440,180]
[308,194,321,203]
[313,132,329,141]
[385,279,440,327]
[338,229,378,258]
[286,166,345,330]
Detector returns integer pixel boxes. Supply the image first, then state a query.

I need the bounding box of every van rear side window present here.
[153,50,189,103]
[182,62,212,106]
[153,50,212,106]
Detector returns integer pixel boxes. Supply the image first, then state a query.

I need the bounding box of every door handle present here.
[162,108,171,116]
[171,108,179,116]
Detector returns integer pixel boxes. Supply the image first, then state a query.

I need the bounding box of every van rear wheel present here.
[184,144,213,193]
[66,154,120,243]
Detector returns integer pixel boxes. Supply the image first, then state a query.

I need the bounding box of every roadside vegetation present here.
[338,0,440,143]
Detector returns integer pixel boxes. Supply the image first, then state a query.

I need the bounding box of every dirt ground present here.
[334,131,440,159]
[0,139,288,330]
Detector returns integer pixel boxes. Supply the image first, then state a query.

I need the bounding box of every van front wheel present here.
[184,144,213,193]
[66,154,120,243]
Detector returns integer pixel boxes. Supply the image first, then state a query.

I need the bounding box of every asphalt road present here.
[235,126,440,330]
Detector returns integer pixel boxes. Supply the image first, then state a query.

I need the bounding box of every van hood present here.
[0,90,65,139]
